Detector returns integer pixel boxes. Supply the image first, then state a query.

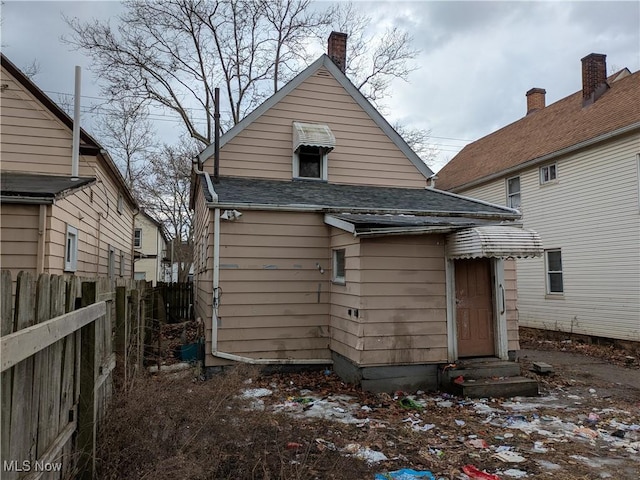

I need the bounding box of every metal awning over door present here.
[446,226,543,259]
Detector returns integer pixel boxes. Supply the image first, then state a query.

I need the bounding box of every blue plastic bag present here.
[374,469,436,480]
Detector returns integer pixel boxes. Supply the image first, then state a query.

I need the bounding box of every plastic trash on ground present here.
[462,465,501,480]
[374,469,436,480]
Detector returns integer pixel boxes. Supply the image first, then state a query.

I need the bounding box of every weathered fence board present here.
[0,270,151,480]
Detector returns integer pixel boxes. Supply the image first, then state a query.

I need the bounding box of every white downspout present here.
[211,207,220,352]
[191,163,330,365]
[71,66,81,180]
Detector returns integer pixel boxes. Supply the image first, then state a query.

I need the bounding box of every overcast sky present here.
[3,1,639,171]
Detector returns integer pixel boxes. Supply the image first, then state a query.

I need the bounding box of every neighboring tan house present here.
[436,53,640,343]
[0,54,137,282]
[134,210,170,285]
[190,33,543,392]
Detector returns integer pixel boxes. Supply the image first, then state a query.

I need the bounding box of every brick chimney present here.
[328,31,347,73]
[581,53,608,106]
[526,88,546,115]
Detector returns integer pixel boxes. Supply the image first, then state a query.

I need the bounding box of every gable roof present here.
[436,68,640,191]
[199,175,519,219]
[1,172,96,204]
[0,53,138,208]
[197,55,433,179]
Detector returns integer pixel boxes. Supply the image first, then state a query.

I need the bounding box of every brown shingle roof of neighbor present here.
[436,69,640,191]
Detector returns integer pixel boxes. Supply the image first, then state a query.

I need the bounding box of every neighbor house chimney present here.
[526,88,546,115]
[328,31,347,73]
[581,53,608,106]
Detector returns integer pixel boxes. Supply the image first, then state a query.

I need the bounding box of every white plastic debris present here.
[241,388,273,398]
[494,451,526,463]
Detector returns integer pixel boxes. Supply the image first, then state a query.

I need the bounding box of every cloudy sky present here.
[3,1,639,171]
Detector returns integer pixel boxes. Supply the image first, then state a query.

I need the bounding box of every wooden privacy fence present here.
[156,282,194,323]
[0,271,152,480]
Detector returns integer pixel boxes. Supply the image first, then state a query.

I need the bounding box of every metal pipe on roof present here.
[213,87,220,182]
[71,66,81,180]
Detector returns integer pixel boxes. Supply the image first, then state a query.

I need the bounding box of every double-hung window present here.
[134,228,142,249]
[545,249,564,294]
[292,122,335,180]
[64,225,78,272]
[540,164,557,184]
[507,176,521,209]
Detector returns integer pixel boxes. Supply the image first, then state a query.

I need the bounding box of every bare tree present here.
[63,1,423,139]
[138,140,197,282]
[98,99,156,191]
[63,0,330,144]
[392,122,438,168]
[324,2,420,109]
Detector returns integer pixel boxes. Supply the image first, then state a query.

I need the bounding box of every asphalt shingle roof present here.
[1,172,95,201]
[202,176,519,218]
[436,69,640,191]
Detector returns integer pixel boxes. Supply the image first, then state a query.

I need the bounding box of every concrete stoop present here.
[439,357,539,398]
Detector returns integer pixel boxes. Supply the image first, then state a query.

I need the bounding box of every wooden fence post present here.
[78,281,97,480]
[9,272,36,478]
[1,271,13,474]
[130,289,141,375]
[115,286,127,389]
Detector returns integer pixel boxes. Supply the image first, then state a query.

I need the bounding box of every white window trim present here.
[64,225,78,272]
[332,248,346,285]
[506,176,521,209]
[292,147,329,181]
[117,193,124,214]
[539,163,558,185]
[134,228,142,249]
[545,249,564,295]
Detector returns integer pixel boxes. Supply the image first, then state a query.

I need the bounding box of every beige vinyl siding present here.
[1,67,99,178]
[329,230,362,364]
[0,204,40,277]
[207,210,331,366]
[459,135,640,341]
[193,183,214,336]
[358,235,448,365]
[48,173,134,278]
[216,67,427,188]
[1,63,136,280]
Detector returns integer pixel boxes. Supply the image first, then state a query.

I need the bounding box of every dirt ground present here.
[98,327,640,480]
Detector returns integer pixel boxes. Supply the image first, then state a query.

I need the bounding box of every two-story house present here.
[190,33,544,392]
[1,54,138,282]
[436,53,640,343]
[133,210,170,285]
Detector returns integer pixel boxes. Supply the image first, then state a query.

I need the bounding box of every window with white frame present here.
[545,249,564,294]
[117,193,124,214]
[64,225,78,272]
[540,164,557,184]
[507,176,521,209]
[292,122,335,181]
[332,249,346,284]
[134,228,142,249]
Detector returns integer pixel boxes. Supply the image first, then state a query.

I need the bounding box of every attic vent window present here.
[292,122,335,180]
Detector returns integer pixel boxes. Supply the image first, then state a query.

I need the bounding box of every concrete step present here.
[440,358,521,383]
[449,376,539,398]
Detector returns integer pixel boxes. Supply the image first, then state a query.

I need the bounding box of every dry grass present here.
[96,366,372,480]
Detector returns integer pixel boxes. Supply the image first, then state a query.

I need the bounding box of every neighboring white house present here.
[436,53,640,342]
[134,211,170,285]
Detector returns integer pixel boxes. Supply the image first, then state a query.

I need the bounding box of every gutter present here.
[204,201,520,220]
[0,196,54,205]
[449,122,640,193]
